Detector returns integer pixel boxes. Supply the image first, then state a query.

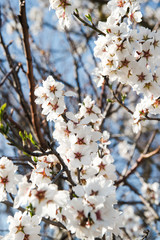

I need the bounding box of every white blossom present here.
[0,157,22,202]
[49,0,74,29]
[5,211,41,240]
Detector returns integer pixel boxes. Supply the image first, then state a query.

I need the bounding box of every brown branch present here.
[0,64,20,87]
[52,168,64,183]
[3,112,25,133]
[5,156,34,167]
[0,132,36,154]
[118,200,142,205]
[50,148,76,186]
[2,128,75,186]
[143,130,157,154]
[18,0,47,150]
[108,84,133,115]
[115,132,160,186]
[145,115,160,121]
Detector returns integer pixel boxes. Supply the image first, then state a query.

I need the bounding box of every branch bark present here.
[18,0,47,150]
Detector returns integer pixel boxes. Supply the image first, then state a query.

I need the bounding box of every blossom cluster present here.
[93,0,160,133]
[14,175,69,219]
[3,212,41,240]
[34,76,121,239]
[35,75,66,121]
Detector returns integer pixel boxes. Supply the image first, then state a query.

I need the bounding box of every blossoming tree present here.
[0,0,160,239]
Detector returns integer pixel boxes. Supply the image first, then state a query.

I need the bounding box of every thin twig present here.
[125,181,159,220]
[65,31,82,102]
[109,85,133,115]
[52,168,64,183]
[80,27,97,66]
[0,64,20,87]
[116,146,160,185]
[3,112,25,133]
[50,148,76,186]
[73,12,106,36]
[2,137,76,186]
[115,131,159,185]
[0,32,31,124]
[107,81,160,122]
[66,31,98,99]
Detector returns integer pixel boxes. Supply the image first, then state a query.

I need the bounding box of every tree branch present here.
[18,0,47,150]
[115,130,160,186]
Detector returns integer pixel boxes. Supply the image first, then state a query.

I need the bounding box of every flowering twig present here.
[2,200,66,229]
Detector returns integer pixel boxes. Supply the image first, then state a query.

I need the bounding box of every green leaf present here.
[107,98,113,103]
[19,131,24,140]
[75,8,79,15]
[85,14,92,23]
[4,123,9,135]
[0,123,4,132]
[24,130,28,140]
[33,156,38,163]
[19,130,39,148]
[109,84,112,89]
[23,151,31,157]
[0,103,7,112]
[121,93,127,103]
[19,131,26,146]
[72,192,79,198]
[0,103,7,122]
[28,133,35,144]
[26,203,35,217]
[28,132,38,147]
